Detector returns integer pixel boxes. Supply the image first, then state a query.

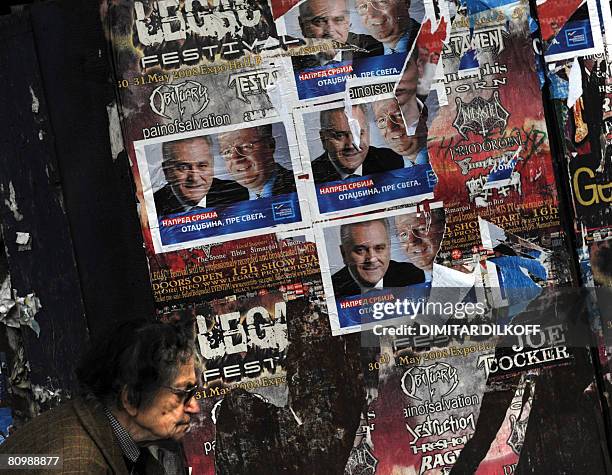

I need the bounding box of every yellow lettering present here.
[574,167,597,206]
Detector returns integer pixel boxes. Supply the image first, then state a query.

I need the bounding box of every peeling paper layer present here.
[567,57,583,108]
[0,287,42,337]
[106,101,125,161]
[4,182,24,222]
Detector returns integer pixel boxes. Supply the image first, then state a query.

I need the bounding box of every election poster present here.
[134,118,309,252]
[314,204,446,334]
[538,0,604,62]
[292,16,450,221]
[296,97,436,220]
[278,0,433,103]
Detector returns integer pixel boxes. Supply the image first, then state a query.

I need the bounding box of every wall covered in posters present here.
[100,0,611,472]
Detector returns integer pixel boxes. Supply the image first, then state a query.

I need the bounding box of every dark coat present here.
[292,32,383,72]
[311,146,404,185]
[332,260,425,299]
[0,399,165,474]
[271,164,297,196]
[153,178,248,216]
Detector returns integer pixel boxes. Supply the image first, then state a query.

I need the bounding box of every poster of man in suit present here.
[279,0,431,101]
[314,205,444,334]
[134,120,309,253]
[296,99,435,220]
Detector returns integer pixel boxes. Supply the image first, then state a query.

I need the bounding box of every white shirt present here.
[328,154,364,180]
[172,185,207,211]
[321,51,343,65]
[349,268,384,294]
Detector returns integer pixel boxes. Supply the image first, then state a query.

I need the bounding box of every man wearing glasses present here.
[218,124,297,199]
[332,218,425,298]
[372,96,429,167]
[311,104,403,184]
[292,0,382,72]
[394,209,445,282]
[0,319,201,474]
[154,136,247,216]
[355,0,420,55]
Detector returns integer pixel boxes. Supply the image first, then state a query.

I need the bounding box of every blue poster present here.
[159,192,302,246]
[295,53,408,101]
[315,165,436,215]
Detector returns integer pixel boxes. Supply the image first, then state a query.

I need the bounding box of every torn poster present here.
[347,335,493,474]
[152,229,324,473]
[278,0,433,103]
[134,118,309,252]
[296,96,436,220]
[314,204,447,335]
[428,0,569,268]
[104,0,312,255]
[538,0,604,62]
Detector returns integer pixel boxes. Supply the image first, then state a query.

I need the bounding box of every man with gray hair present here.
[372,96,429,167]
[0,319,201,474]
[218,124,296,199]
[154,136,248,216]
[332,218,425,298]
[394,209,444,282]
[355,0,420,55]
[311,104,403,184]
[292,0,383,72]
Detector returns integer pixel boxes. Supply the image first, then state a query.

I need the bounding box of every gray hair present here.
[340,219,391,249]
[76,319,198,410]
[320,104,368,132]
[299,0,349,19]
[161,135,213,165]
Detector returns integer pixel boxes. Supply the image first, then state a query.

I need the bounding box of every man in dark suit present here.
[394,208,444,283]
[154,136,247,216]
[312,103,404,184]
[292,0,383,73]
[218,124,297,199]
[372,96,429,167]
[0,320,198,475]
[355,0,420,55]
[332,219,424,298]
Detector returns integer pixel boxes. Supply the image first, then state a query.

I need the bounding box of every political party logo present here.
[565,26,588,47]
[149,81,209,120]
[272,201,295,220]
[453,91,509,139]
[228,69,279,104]
[401,362,459,402]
